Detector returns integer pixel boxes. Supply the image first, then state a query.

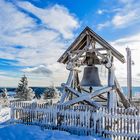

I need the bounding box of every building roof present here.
[58,26,125,64]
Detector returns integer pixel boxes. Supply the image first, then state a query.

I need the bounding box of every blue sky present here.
[0,0,140,87]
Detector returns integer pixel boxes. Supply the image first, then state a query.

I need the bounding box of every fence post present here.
[10,102,15,123]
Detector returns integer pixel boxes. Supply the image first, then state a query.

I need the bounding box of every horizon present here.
[1,86,140,88]
[0,0,140,87]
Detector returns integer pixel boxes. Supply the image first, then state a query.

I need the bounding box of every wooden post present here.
[60,70,74,103]
[126,47,132,102]
[107,61,117,109]
[10,102,15,123]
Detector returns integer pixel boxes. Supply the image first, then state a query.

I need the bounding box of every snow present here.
[0,107,10,123]
[0,107,109,140]
[0,124,110,140]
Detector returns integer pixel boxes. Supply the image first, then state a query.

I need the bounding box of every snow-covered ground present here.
[0,124,110,140]
[0,107,110,140]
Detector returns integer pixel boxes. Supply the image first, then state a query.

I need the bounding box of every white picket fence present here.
[10,102,140,139]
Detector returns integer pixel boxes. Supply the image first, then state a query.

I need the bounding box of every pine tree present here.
[43,86,60,100]
[0,88,9,107]
[43,87,55,99]
[16,75,34,100]
[1,88,8,98]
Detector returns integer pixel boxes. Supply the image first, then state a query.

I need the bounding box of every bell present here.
[80,66,102,87]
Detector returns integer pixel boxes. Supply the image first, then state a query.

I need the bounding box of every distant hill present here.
[0,87,139,96]
[0,87,62,95]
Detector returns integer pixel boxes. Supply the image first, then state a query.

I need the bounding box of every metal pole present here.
[126,47,132,102]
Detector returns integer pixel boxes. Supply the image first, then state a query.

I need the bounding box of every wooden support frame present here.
[59,27,130,109]
[62,84,112,107]
[68,35,91,64]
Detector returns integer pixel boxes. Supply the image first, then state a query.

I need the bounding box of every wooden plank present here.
[114,76,131,108]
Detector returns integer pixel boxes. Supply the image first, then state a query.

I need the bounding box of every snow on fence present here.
[10,102,140,139]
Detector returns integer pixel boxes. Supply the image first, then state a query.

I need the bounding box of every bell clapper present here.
[89,86,93,93]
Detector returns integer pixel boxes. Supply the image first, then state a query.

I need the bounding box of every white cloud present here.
[0,0,36,45]
[97,21,110,30]
[97,0,140,29]
[97,8,121,15]
[118,0,135,4]
[97,9,104,14]
[22,65,52,76]
[0,71,7,75]
[0,0,79,86]
[0,74,20,87]
[111,33,140,86]
[17,2,79,39]
[112,9,139,28]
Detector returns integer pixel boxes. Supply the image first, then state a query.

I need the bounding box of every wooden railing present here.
[10,102,140,139]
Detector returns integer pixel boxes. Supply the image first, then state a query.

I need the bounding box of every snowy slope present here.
[0,124,110,140]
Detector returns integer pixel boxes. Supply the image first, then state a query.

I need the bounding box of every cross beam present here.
[61,84,101,108]
[62,84,113,107]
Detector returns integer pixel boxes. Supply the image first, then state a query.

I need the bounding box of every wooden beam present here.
[58,32,87,63]
[58,27,125,64]
[63,84,112,107]
[107,64,116,109]
[62,84,101,108]
[114,76,131,108]
[60,70,74,103]
[68,35,91,63]
[90,87,113,98]
[63,94,101,107]
[88,30,125,63]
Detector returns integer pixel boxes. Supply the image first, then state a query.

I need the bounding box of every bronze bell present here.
[80,66,102,87]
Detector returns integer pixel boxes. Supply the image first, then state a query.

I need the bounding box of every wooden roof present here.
[58,26,125,64]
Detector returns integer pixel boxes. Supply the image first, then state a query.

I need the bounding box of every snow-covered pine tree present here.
[43,87,55,99]
[43,86,60,100]
[0,88,9,107]
[53,87,61,99]
[1,88,8,98]
[16,75,34,101]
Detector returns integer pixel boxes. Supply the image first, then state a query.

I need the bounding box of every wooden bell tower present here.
[58,27,130,109]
